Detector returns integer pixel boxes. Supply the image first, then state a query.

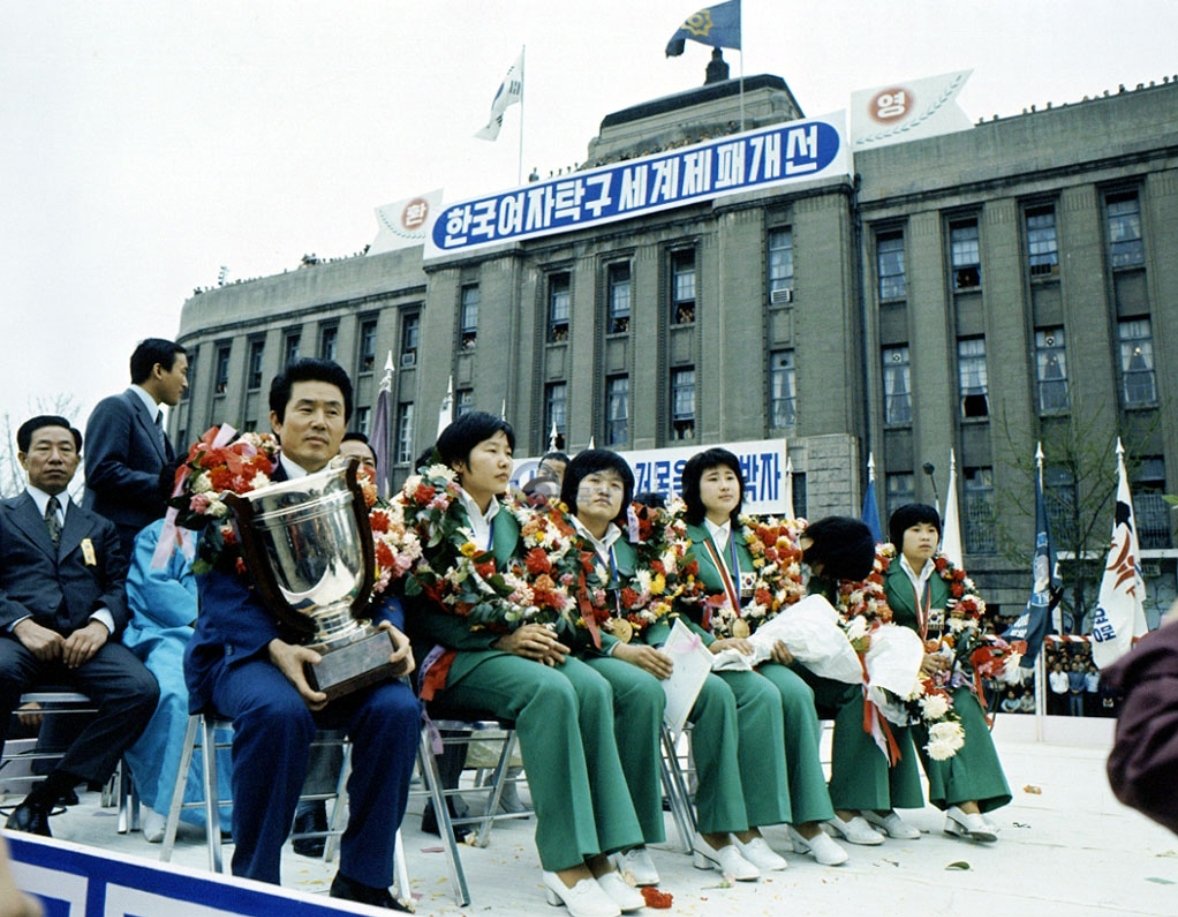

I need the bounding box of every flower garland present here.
[577,501,701,641]
[400,465,579,632]
[704,515,807,639]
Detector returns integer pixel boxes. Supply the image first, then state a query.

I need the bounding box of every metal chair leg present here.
[160,715,200,863]
[418,727,471,907]
[660,724,697,853]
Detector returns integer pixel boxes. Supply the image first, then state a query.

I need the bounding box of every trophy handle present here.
[224,491,318,640]
[343,458,378,620]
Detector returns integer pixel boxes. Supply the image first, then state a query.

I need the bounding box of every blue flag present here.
[861,477,883,543]
[666,0,742,56]
[1004,468,1059,661]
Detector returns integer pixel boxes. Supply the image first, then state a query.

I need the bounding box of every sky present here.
[3,0,1177,435]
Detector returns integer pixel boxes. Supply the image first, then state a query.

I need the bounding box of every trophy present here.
[225,459,398,700]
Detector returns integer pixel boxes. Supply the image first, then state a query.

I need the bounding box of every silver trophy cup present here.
[226,459,398,700]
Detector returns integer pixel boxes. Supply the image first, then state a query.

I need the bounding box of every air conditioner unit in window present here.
[770,287,794,305]
[400,352,417,368]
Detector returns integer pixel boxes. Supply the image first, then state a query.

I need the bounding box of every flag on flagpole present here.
[1004,443,1059,662]
[1091,439,1149,669]
[665,0,741,56]
[436,376,454,438]
[475,51,524,141]
[861,453,883,542]
[370,351,394,498]
[940,448,964,566]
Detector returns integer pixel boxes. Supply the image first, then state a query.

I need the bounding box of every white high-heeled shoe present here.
[787,825,849,866]
[691,832,760,881]
[731,835,788,871]
[595,870,645,912]
[613,847,660,886]
[826,813,885,845]
[541,871,621,917]
[944,806,998,843]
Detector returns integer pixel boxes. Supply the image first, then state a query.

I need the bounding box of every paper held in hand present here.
[660,618,714,739]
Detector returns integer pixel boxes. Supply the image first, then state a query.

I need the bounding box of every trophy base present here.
[304,628,399,701]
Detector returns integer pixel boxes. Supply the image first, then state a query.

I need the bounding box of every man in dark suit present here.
[0,416,160,836]
[84,338,189,561]
[184,359,420,909]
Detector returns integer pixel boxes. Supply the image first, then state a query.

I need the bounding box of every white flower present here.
[251,471,271,488]
[206,495,229,518]
[925,721,965,760]
[660,549,679,574]
[427,463,456,481]
[920,693,950,721]
[1002,653,1024,683]
[845,616,868,642]
[191,471,213,494]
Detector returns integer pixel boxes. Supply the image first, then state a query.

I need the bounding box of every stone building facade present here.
[173,72,1177,622]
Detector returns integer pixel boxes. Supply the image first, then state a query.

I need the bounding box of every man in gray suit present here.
[83,338,189,561]
[0,416,158,836]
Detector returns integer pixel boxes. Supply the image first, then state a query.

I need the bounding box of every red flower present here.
[650,559,666,576]
[934,556,949,572]
[475,560,497,579]
[620,587,641,608]
[370,509,390,534]
[524,547,551,576]
[413,482,436,505]
[375,542,395,569]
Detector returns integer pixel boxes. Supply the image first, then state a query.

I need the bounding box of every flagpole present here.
[1033,441,1046,741]
[517,45,526,185]
[738,46,745,132]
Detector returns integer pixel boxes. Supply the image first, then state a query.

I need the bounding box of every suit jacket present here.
[0,492,129,636]
[183,461,402,713]
[83,388,173,531]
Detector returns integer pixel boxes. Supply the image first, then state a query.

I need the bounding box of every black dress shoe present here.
[6,800,52,837]
[329,873,411,911]
[292,800,328,858]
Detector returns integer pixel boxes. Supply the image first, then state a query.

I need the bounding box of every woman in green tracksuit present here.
[676,448,849,867]
[883,503,1011,843]
[407,413,643,917]
[563,449,790,884]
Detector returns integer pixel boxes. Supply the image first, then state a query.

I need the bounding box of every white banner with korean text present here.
[426,114,850,259]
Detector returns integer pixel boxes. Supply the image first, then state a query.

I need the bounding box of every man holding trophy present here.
[183,358,420,909]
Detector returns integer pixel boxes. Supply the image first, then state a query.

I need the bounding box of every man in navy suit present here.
[184,359,420,909]
[0,416,159,836]
[84,338,189,562]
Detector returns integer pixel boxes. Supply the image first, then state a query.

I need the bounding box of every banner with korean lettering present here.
[370,189,443,254]
[511,439,788,516]
[425,114,849,259]
[851,70,973,152]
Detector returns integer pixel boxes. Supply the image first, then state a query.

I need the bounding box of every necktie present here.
[155,410,167,452]
[45,495,62,546]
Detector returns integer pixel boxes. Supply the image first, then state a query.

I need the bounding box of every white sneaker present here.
[541,871,621,917]
[787,825,849,866]
[615,847,659,886]
[595,871,645,912]
[944,806,997,843]
[826,814,885,845]
[862,810,921,840]
[731,835,788,871]
[691,832,760,881]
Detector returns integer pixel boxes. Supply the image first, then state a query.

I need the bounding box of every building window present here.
[456,388,474,417]
[670,249,696,325]
[214,344,231,395]
[882,346,912,426]
[544,382,567,443]
[283,331,301,369]
[547,273,571,342]
[460,284,479,349]
[958,337,989,418]
[1134,457,1172,549]
[1034,328,1069,414]
[1107,191,1144,268]
[767,228,794,303]
[1044,465,1078,548]
[769,351,796,431]
[1026,205,1059,276]
[1118,318,1157,406]
[358,319,377,372]
[354,406,370,436]
[246,339,264,391]
[963,466,996,553]
[885,472,916,522]
[876,231,907,301]
[318,324,338,362]
[791,472,807,520]
[395,402,415,465]
[949,219,981,289]
[607,262,631,334]
[400,312,420,367]
[605,375,629,446]
[670,367,695,440]
[244,420,258,433]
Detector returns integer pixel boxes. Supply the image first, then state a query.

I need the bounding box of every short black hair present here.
[540,451,570,466]
[681,447,744,526]
[414,446,439,472]
[803,516,876,581]
[268,358,354,423]
[17,415,82,453]
[888,502,942,550]
[435,411,515,470]
[561,449,635,517]
[342,431,370,446]
[633,491,666,510]
[130,338,187,385]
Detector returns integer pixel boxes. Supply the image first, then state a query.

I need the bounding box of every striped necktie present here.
[45,495,62,546]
